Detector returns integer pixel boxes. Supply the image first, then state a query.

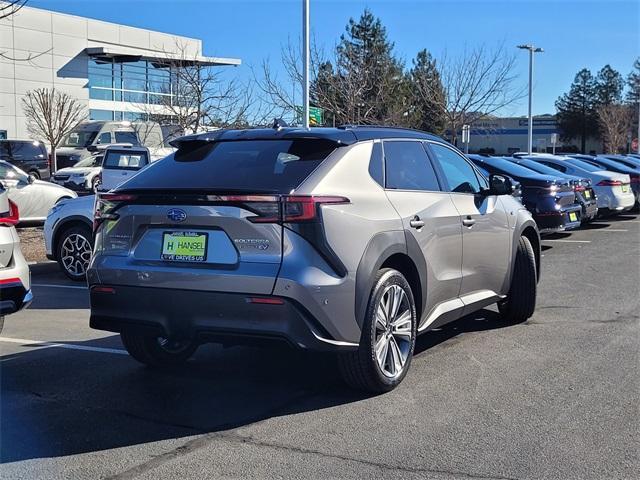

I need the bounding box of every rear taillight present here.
[93,193,137,232]
[0,200,19,226]
[573,185,586,192]
[218,195,350,224]
[597,180,623,186]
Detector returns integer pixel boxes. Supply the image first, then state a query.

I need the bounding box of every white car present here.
[51,152,104,193]
[527,155,636,214]
[45,146,151,280]
[0,160,76,224]
[0,183,31,330]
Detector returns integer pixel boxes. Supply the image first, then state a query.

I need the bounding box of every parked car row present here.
[4,122,640,393]
[467,153,638,234]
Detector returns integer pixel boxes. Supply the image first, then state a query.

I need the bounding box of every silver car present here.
[0,160,76,224]
[88,126,540,392]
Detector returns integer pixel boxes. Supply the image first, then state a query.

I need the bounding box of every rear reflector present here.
[0,200,19,226]
[92,286,116,294]
[0,277,22,286]
[247,297,285,305]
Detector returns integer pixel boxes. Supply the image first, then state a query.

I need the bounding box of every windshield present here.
[74,155,103,168]
[119,139,338,193]
[62,130,98,147]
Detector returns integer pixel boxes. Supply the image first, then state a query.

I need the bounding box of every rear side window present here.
[9,141,44,159]
[368,142,384,186]
[540,161,566,173]
[114,131,140,145]
[103,151,148,169]
[119,139,337,193]
[384,141,440,191]
[0,142,9,156]
[429,143,481,194]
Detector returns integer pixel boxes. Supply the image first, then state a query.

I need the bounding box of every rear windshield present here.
[482,157,542,178]
[518,159,568,176]
[564,158,602,172]
[119,139,338,193]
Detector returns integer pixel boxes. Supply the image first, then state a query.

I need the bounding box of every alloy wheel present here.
[374,284,413,379]
[61,233,92,277]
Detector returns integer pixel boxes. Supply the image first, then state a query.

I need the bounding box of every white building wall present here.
[0,5,206,140]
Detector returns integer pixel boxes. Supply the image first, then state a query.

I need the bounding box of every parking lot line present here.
[591,229,628,232]
[0,336,127,355]
[542,239,591,243]
[31,283,87,290]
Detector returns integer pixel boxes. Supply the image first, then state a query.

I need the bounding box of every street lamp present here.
[517,44,543,154]
[302,0,310,129]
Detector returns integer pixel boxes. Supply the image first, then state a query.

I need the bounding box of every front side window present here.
[114,131,140,145]
[384,141,440,191]
[98,132,112,144]
[62,130,99,147]
[429,143,481,194]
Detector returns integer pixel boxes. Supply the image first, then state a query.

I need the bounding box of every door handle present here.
[409,216,425,229]
[462,216,475,227]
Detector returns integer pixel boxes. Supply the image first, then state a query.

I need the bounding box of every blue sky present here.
[30,0,640,116]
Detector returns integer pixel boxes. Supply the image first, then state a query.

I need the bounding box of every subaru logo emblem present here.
[167,208,187,222]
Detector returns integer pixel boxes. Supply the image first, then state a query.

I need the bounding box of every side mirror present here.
[488,174,512,196]
[87,145,98,152]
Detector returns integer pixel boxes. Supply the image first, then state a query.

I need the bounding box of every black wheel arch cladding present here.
[354,230,427,329]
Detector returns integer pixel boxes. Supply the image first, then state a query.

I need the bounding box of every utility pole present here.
[517,45,543,154]
[302,0,310,129]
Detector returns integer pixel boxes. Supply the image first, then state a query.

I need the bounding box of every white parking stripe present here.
[0,337,127,355]
[543,239,591,243]
[591,229,628,232]
[31,283,87,290]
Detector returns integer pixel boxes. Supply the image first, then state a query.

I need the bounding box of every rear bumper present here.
[89,285,358,352]
[580,201,598,221]
[0,283,32,316]
[535,205,582,234]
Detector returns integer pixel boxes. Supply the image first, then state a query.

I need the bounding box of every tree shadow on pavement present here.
[0,307,518,464]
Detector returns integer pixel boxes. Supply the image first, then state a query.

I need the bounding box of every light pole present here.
[302,0,310,129]
[517,44,543,154]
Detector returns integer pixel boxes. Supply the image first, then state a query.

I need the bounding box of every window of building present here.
[429,143,481,194]
[89,109,114,121]
[384,141,440,191]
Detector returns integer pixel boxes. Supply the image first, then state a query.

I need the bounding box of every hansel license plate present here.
[161,232,207,262]
[621,184,630,193]
[584,190,591,199]
[568,212,578,222]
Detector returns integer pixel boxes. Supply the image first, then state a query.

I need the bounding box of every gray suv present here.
[88,126,540,392]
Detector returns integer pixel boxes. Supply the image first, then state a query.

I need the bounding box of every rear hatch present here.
[92,138,340,295]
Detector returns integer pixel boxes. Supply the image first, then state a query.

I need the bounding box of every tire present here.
[29,170,40,180]
[338,268,417,393]
[120,332,198,367]
[91,176,101,193]
[56,224,93,281]
[498,236,537,324]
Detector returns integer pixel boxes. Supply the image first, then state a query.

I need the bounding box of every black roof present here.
[170,125,444,149]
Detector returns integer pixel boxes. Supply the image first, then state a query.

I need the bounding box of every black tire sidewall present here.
[363,269,417,391]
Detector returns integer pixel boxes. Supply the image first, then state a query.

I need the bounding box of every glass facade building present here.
[88,58,174,121]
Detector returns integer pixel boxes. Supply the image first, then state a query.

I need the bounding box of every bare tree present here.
[144,41,253,132]
[22,88,86,173]
[597,103,633,153]
[0,0,27,20]
[416,43,524,144]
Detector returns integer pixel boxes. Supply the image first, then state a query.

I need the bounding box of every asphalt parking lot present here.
[1,215,639,480]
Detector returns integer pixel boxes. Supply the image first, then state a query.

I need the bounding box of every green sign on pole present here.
[296,106,324,126]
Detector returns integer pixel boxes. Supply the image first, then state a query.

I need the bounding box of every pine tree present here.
[626,58,640,104]
[555,69,598,153]
[409,49,446,134]
[314,9,407,125]
[594,64,624,106]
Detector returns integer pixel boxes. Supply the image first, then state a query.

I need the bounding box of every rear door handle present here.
[462,216,475,227]
[409,216,425,229]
